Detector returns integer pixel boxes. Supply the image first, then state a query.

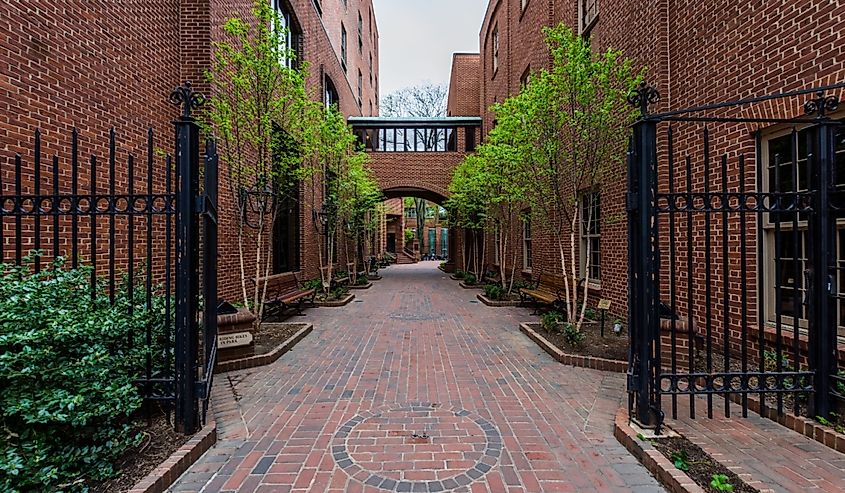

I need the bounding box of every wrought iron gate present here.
[0,82,218,435]
[627,82,845,429]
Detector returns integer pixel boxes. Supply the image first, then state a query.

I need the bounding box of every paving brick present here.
[168,264,662,491]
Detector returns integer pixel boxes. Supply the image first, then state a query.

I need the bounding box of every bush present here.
[484,284,504,300]
[541,311,565,332]
[454,270,466,279]
[303,278,323,291]
[0,259,161,492]
[463,273,477,286]
[562,323,586,347]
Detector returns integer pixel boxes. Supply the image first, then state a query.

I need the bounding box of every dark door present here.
[387,233,396,253]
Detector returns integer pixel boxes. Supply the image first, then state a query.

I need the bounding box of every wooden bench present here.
[519,273,575,314]
[320,265,350,290]
[254,272,315,318]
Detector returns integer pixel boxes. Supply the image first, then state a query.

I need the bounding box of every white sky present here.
[372,0,488,97]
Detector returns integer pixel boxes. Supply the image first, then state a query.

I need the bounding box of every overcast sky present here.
[372,0,488,98]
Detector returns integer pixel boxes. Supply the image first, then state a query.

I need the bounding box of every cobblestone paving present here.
[170,262,663,492]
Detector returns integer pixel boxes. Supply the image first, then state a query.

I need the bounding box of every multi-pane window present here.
[273,0,302,69]
[492,26,499,74]
[520,66,531,89]
[763,121,845,336]
[358,12,363,54]
[523,215,532,270]
[580,0,598,34]
[357,70,363,107]
[325,75,339,109]
[580,192,601,281]
[341,24,348,71]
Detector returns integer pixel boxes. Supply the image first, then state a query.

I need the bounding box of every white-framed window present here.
[272,0,301,69]
[492,26,499,74]
[520,66,531,89]
[580,0,598,35]
[341,24,348,71]
[523,214,532,270]
[761,120,845,336]
[358,12,363,54]
[580,191,601,282]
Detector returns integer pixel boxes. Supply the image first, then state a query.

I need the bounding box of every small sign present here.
[597,299,612,310]
[218,331,254,349]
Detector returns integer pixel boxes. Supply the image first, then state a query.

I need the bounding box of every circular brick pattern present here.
[332,402,502,491]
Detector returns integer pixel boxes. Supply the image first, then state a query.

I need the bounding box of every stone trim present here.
[476,294,522,307]
[613,408,704,493]
[215,324,313,374]
[127,420,217,493]
[315,293,356,307]
[349,282,373,290]
[459,282,483,289]
[518,322,627,372]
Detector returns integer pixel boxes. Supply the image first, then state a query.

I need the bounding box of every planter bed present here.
[216,323,312,374]
[519,322,627,373]
[615,408,759,493]
[449,274,463,281]
[314,293,355,307]
[477,293,523,307]
[368,274,383,281]
[349,282,373,290]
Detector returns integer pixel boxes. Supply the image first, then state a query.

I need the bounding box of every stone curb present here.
[449,274,463,281]
[726,392,845,455]
[127,419,217,493]
[518,322,627,373]
[613,408,704,493]
[476,294,523,307]
[315,293,356,307]
[349,282,373,290]
[459,282,482,289]
[215,324,313,374]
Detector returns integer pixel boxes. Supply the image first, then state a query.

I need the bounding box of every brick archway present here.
[380,180,449,204]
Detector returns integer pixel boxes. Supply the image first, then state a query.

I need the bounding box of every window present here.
[273,0,303,69]
[441,228,448,258]
[358,12,363,54]
[324,74,339,108]
[523,214,532,270]
[272,126,301,273]
[313,0,322,16]
[580,0,598,35]
[762,121,845,336]
[341,24,348,71]
[369,100,373,116]
[580,192,601,281]
[357,69,363,107]
[521,0,529,11]
[369,53,373,84]
[492,26,499,74]
[520,66,531,89]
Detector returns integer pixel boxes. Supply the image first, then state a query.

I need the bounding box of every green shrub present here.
[464,273,477,286]
[484,284,504,300]
[541,311,565,332]
[0,258,161,492]
[454,270,465,279]
[355,275,369,285]
[563,323,587,347]
[303,278,323,291]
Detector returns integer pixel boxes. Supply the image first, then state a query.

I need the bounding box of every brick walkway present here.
[170,262,663,492]
[666,396,845,492]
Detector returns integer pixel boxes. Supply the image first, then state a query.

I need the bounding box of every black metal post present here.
[627,83,661,428]
[806,91,839,419]
[171,81,205,434]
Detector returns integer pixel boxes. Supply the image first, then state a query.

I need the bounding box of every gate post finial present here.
[627,82,661,117]
[804,90,839,119]
[169,81,206,119]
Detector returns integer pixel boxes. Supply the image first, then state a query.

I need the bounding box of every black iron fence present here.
[0,82,218,434]
[627,82,845,430]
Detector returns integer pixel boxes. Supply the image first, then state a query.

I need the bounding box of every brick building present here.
[0,0,380,299]
[448,0,845,354]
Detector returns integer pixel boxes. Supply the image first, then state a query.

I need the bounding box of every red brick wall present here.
[455,0,845,345]
[447,54,482,117]
[0,0,380,301]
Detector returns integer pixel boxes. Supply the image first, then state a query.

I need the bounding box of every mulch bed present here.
[89,411,190,493]
[253,322,308,355]
[650,436,758,493]
[526,322,628,361]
